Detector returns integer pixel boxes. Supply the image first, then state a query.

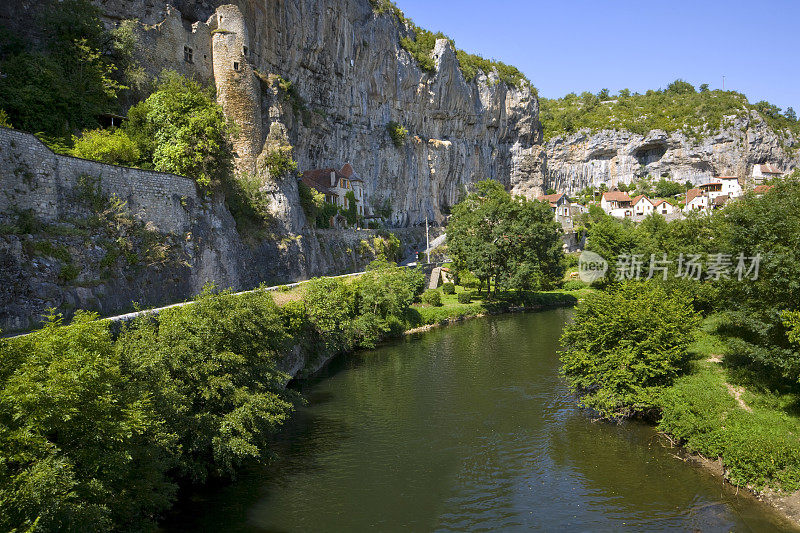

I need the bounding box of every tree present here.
[786,107,797,122]
[560,282,700,419]
[71,128,140,166]
[653,178,684,198]
[116,287,298,483]
[618,88,631,98]
[714,177,800,383]
[342,190,358,225]
[666,79,696,95]
[699,83,710,92]
[447,180,564,295]
[0,312,177,531]
[124,72,234,190]
[597,88,610,100]
[0,0,125,142]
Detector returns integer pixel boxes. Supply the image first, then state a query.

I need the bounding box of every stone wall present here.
[0,127,434,332]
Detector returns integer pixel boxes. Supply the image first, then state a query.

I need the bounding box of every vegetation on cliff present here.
[0,0,141,146]
[370,0,530,89]
[540,80,799,142]
[560,175,800,491]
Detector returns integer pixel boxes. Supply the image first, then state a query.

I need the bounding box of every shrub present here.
[0,109,11,128]
[124,72,233,190]
[262,147,298,178]
[562,280,587,291]
[441,282,455,295]
[559,282,700,420]
[457,291,472,304]
[386,121,408,148]
[71,128,140,166]
[422,289,442,306]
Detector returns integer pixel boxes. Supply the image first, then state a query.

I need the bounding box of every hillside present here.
[539,81,799,193]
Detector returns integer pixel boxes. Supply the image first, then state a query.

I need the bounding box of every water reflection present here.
[164,310,794,532]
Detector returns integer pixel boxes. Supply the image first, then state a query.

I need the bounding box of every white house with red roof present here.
[536,192,571,218]
[631,195,655,219]
[751,164,783,184]
[684,188,709,212]
[600,191,633,218]
[652,199,678,215]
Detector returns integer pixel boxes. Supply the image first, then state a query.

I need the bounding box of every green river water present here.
[165,309,796,532]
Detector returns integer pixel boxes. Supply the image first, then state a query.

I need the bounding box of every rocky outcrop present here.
[543,112,799,194]
[97,0,543,226]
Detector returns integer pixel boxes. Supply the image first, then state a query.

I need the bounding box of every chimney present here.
[331,171,336,187]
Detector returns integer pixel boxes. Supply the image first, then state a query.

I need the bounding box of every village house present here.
[600,191,633,218]
[717,176,743,198]
[631,195,655,219]
[536,193,571,218]
[301,163,368,217]
[753,184,774,196]
[652,199,678,215]
[684,188,709,212]
[751,164,783,184]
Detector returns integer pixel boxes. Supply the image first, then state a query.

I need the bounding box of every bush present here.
[562,280,587,291]
[441,282,455,295]
[421,289,442,306]
[559,282,700,420]
[386,121,408,148]
[71,128,140,166]
[124,72,233,190]
[457,291,472,304]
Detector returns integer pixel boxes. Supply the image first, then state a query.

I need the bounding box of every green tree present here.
[342,190,358,225]
[448,180,564,295]
[0,312,177,531]
[116,287,298,483]
[714,177,800,383]
[699,83,710,92]
[124,72,233,190]
[666,79,696,95]
[560,282,700,419]
[0,0,125,143]
[786,107,797,122]
[71,128,140,166]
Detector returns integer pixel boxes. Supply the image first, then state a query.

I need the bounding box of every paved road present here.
[401,232,447,266]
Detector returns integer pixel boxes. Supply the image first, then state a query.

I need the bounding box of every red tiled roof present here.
[685,188,705,204]
[753,185,774,194]
[301,168,336,193]
[653,199,673,207]
[631,195,653,206]
[760,164,782,174]
[713,195,730,206]
[602,191,631,202]
[536,193,565,205]
[339,163,354,178]
[699,181,722,188]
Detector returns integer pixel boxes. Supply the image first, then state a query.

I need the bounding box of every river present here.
[165,309,795,532]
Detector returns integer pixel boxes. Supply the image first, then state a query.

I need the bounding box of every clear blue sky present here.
[394,0,798,112]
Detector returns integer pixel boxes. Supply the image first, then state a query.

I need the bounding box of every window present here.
[233,61,240,71]
[243,46,248,57]
[184,46,193,63]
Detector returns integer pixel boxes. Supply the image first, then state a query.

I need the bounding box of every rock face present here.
[543,112,799,194]
[100,0,544,225]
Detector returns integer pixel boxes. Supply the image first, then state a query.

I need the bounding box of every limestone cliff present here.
[543,112,799,194]
[100,0,544,226]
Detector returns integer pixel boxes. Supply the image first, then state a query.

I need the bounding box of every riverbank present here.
[654,315,800,529]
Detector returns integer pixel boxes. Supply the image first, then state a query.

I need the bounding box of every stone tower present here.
[209,4,263,174]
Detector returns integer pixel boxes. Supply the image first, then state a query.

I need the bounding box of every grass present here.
[410,285,586,327]
[657,314,800,491]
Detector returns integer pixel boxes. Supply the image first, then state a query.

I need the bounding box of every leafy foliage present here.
[540,82,800,143]
[560,282,700,419]
[124,72,234,190]
[70,128,140,166]
[422,289,442,306]
[386,121,408,148]
[448,180,565,296]
[0,0,129,143]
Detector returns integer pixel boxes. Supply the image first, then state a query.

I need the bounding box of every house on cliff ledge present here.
[301,164,368,217]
